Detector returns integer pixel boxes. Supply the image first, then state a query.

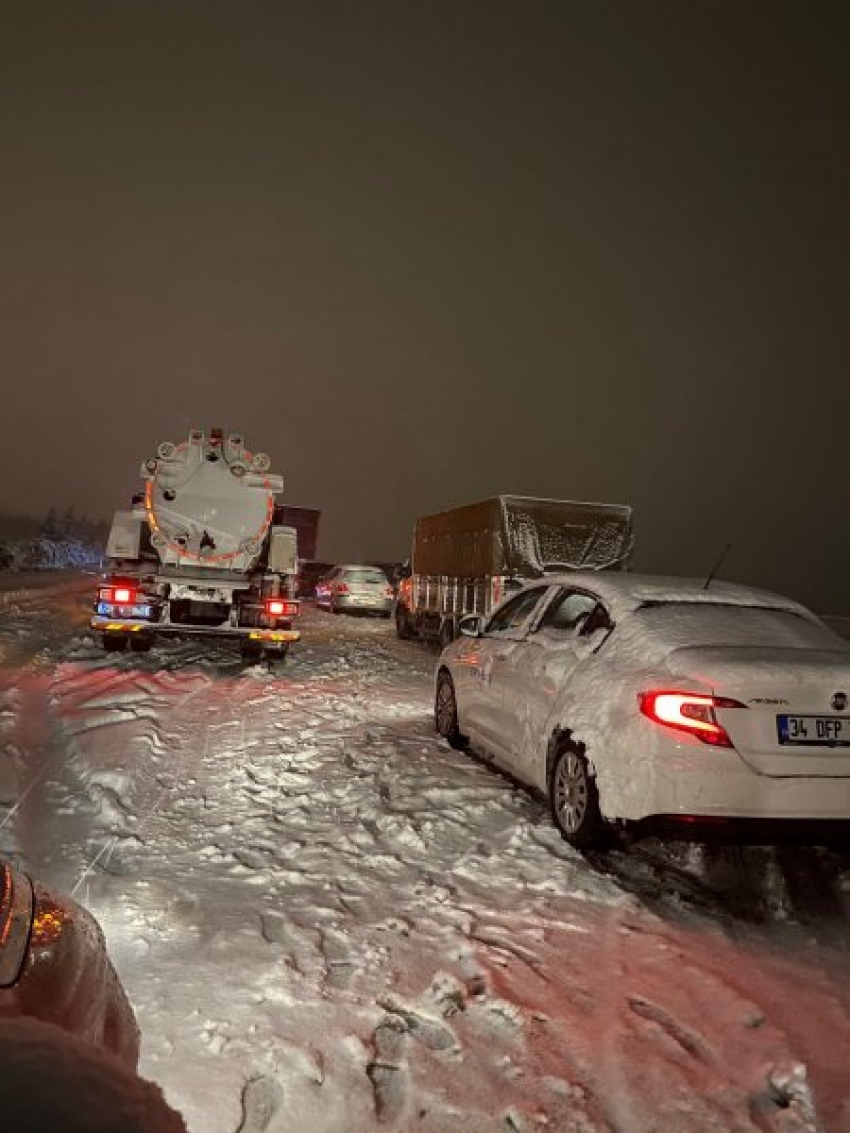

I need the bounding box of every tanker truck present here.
[91,428,301,662]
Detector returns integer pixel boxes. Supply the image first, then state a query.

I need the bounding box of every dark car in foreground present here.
[0,859,139,1066]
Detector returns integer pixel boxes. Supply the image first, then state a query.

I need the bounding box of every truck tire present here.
[395,604,414,640]
[103,635,128,653]
[130,635,153,653]
[439,618,456,649]
[265,646,289,668]
[548,741,603,850]
[240,641,262,663]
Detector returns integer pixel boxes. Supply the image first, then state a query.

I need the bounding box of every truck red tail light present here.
[265,598,300,618]
[638,691,746,748]
[100,586,137,605]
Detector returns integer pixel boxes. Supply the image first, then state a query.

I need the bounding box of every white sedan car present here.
[434,573,850,848]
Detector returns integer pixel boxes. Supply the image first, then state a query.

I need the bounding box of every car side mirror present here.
[579,611,613,640]
[459,614,484,638]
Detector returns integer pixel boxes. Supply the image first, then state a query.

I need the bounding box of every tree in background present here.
[59,506,77,540]
[40,508,62,540]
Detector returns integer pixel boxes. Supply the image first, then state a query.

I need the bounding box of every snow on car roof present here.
[535,571,818,624]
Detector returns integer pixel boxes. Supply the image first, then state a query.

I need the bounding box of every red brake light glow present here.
[638,691,745,748]
[265,599,300,618]
[100,586,137,604]
[335,583,349,595]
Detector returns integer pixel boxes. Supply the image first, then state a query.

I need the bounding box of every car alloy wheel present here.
[549,744,602,849]
[435,672,467,751]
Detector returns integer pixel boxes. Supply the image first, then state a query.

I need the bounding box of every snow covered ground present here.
[2,577,850,1132]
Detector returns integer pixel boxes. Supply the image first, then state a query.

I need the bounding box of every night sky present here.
[1,2,848,611]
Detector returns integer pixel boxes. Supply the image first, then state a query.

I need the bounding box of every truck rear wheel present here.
[130,635,153,653]
[395,604,414,640]
[266,646,289,668]
[103,635,128,653]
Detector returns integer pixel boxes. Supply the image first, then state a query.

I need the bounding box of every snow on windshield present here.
[345,569,387,584]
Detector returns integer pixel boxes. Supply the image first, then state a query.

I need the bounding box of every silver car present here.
[315,565,393,617]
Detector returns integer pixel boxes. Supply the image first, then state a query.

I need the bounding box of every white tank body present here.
[140,430,283,573]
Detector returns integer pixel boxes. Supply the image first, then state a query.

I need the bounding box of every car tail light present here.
[0,863,33,988]
[638,691,746,747]
[383,585,394,598]
[335,583,349,595]
[265,598,299,618]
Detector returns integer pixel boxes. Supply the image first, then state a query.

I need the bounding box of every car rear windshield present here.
[635,602,841,650]
[344,569,387,584]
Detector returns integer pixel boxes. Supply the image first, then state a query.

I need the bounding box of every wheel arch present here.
[435,663,455,698]
[545,726,597,785]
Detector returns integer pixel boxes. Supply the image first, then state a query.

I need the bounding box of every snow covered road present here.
[2,577,850,1132]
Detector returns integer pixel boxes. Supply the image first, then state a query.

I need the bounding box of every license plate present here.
[97,601,152,619]
[777,714,850,746]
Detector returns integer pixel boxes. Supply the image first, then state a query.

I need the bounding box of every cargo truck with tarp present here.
[394,495,633,646]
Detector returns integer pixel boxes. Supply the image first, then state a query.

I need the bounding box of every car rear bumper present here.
[334,595,392,613]
[643,752,850,821]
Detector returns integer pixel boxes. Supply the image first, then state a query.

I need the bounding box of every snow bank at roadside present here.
[0,537,102,572]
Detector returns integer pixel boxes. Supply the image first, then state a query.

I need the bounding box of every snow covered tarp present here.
[412,495,634,578]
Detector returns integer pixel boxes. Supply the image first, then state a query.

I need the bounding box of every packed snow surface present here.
[2,578,850,1131]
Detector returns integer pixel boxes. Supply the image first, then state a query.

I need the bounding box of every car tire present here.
[103,635,128,653]
[548,742,603,850]
[435,670,467,751]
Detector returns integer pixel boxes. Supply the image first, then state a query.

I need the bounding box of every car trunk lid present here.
[665,644,850,777]
[344,572,389,597]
